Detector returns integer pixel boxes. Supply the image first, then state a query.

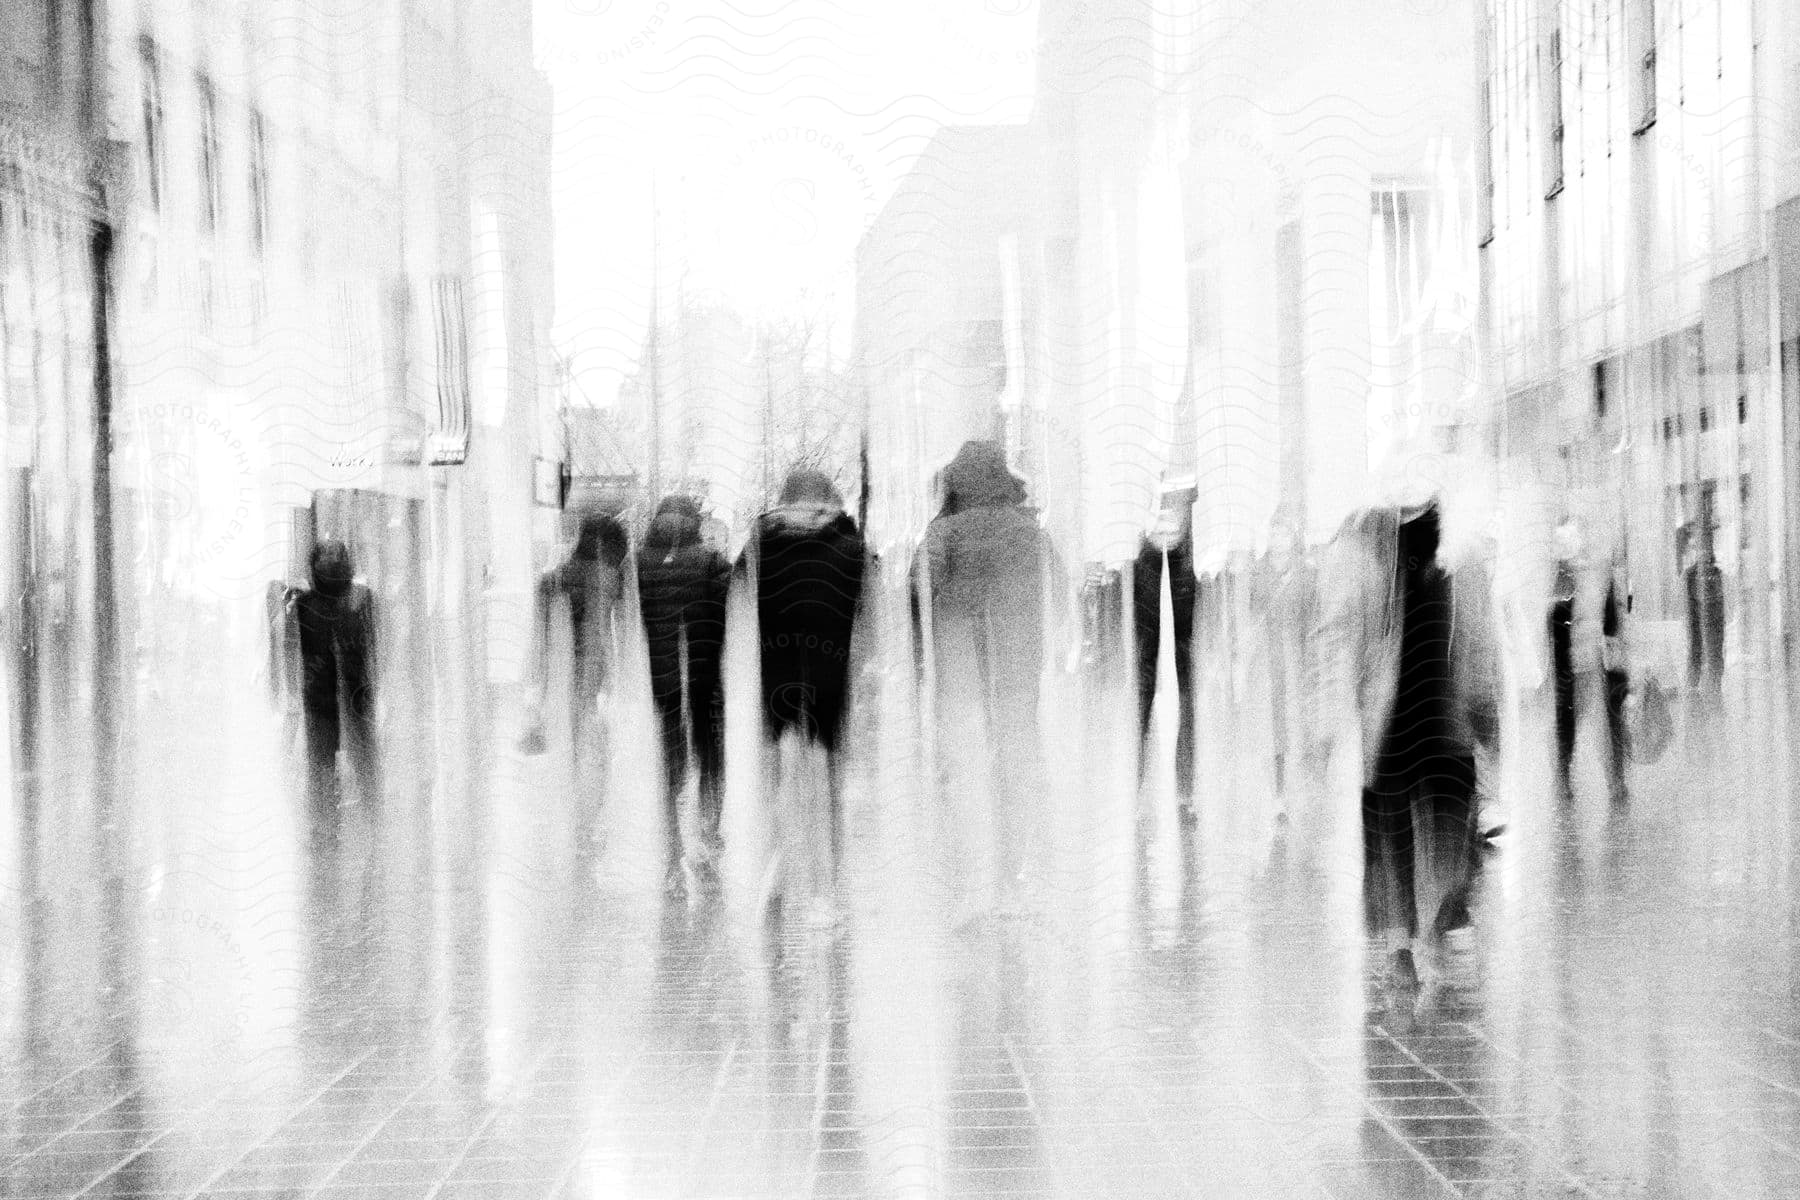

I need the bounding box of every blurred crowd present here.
[266,441,1713,1000]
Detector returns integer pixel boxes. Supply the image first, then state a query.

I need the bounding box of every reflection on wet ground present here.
[3,658,1798,1198]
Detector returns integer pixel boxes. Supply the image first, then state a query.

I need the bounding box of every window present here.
[197,73,221,235]
[249,108,269,255]
[429,275,471,466]
[138,36,164,213]
[1544,25,1565,198]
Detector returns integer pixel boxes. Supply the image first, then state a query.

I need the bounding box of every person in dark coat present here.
[1550,531,1632,803]
[638,495,731,897]
[1600,569,1630,804]
[1679,526,1726,708]
[1132,484,1199,819]
[1548,547,1579,783]
[522,513,630,788]
[1354,502,1497,995]
[741,469,868,925]
[288,540,379,820]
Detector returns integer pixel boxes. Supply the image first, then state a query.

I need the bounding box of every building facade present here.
[1479,0,1800,677]
[854,0,1478,570]
[105,0,556,809]
[0,0,117,817]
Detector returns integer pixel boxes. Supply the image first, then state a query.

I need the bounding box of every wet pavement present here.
[4,624,1800,1198]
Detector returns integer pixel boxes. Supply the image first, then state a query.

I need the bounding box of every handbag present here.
[1627,675,1674,764]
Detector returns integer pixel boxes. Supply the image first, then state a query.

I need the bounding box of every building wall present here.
[1480,0,1790,671]
[0,0,108,805]
[105,0,554,796]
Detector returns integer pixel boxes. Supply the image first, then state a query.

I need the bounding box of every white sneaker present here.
[804,899,841,929]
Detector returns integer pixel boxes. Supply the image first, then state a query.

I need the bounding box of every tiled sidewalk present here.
[4,670,1799,1198]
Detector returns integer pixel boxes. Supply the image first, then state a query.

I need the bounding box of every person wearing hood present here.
[638,494,732,897]
[1354,501,1498,998]
[287,539,379,820]
[739,468,869,926]
[521,513,631,806]
[911,440,1068,924]
[1132,483,1200,820]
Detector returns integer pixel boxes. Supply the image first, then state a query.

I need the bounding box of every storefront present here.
[0,121,104,803]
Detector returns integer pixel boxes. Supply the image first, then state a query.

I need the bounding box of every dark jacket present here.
[292,580,377,721]
[637,502,730,697]
[743,499,867,745]
[1351,506,1498,788]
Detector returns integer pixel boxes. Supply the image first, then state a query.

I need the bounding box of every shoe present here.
[1387,947,1419,991]
[662,864,688,899]
[692,859,722,896]
[1177,803,1199,825]
[804,900,840,930]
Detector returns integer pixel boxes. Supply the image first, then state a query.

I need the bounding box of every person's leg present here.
[653,687,687,886]
[690,665,727,859]
[1363,771,1418,976]
[345,710,380,808]
[1269,640,1290,797]
[1604,668,1630,801]
[1550,609,1575,778]
[990,672,1045,908]
[303,709,341,828]
[1421,754,1478,940]
[1169,553,1198,808]
[1132,548,1163,784]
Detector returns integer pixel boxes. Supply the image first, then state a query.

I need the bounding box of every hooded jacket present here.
[637,497,730,696]
[912,441,1061,684]
[292,539,377,719]
[536,514,629,699]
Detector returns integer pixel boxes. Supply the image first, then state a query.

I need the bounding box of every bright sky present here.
[532,0,1040,407]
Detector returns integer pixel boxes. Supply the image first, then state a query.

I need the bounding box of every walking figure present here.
[912,440,1065,926]
[1132,483,1199,820]
[1351,502,1498,998]
[741,469,868,928]
[522,512,631,832]
[638,495,731,898]
[287,540,379,826]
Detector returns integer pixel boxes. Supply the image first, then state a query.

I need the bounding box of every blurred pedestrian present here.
[912,440,1067,925]
[740,469,868,927]
[1351,502,1499,995]
[288,540,379,824]
[1548,527,1580,786]
[521,512,631,824]
[1549,524,1631,803]
[638,495,731,898]
[1132,483,1199,820]
[1599,560,1631,804]
[1257,516,1317,802]
[1679,525,1726,708]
